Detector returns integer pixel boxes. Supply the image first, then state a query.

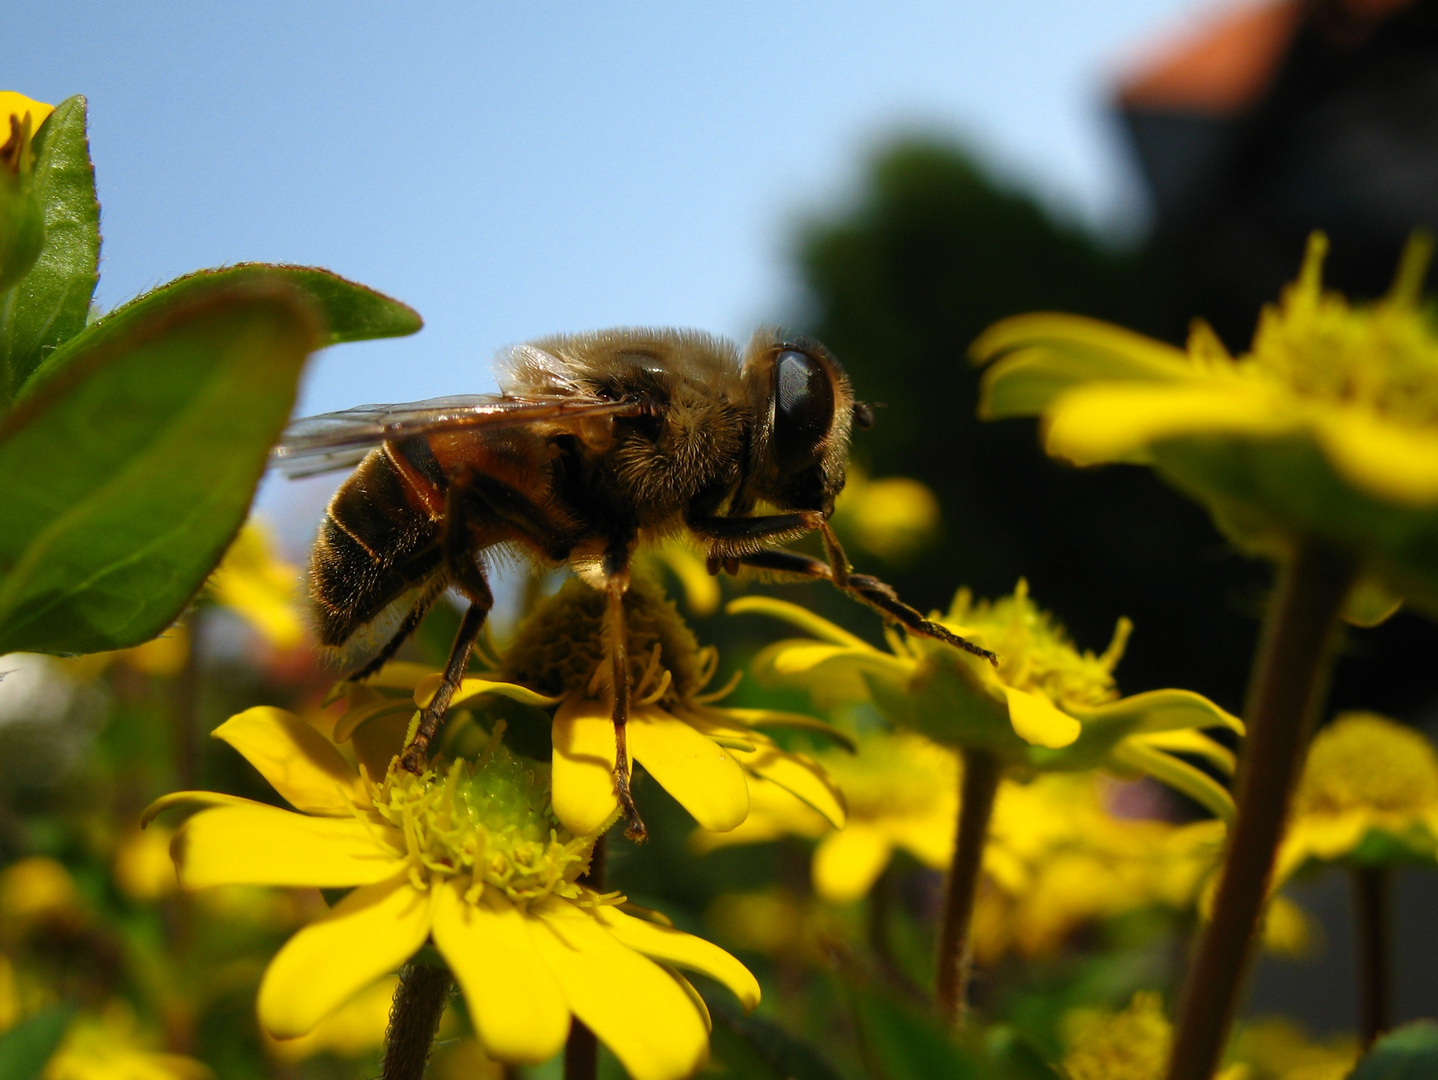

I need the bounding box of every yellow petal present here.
[1313,407,1438,506]
[708,707,857,752]
[258,871,432,1039]
[140,790,273,828]
[431,882,568,1064]
[1072,688,1245,737]
[529,899,708,1080]
[735,742,847,829]
[212,707,368,814]
[812,826,893,902]
[416,674,562,710]
[725,597,876,649]
[752,640,909,681]
[0,93,54,133]
[592,904,760,1011]
[174,805,404,888]
[1043,382,1295,467]
[551,695,621,835]
[1003,687,1080,749]
[628,706,749,832]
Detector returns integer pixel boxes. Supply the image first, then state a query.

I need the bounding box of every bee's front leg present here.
[603,571,647,842]
[738,531,998,666]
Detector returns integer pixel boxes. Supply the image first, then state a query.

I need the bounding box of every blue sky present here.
[13,1,1206,525]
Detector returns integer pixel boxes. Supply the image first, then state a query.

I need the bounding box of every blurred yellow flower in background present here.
[145,706,759,1080]
[206,521,305,649]
[1062,992,1252,1080]
[264,976,398,1062]
[735,582,1243,821]
[1230,1019,1359,1080]
[973,233,1438,620]
[112,826,179,902]
[830,469,941,563]
[42,1002,211,1080]
[1276,712,1438,883]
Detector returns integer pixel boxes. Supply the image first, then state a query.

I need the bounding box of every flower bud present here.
[0,93,53,293]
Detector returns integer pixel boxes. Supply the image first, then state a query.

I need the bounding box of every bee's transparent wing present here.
[271,393,644,478]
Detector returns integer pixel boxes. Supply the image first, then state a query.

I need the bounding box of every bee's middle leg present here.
[604,574,647,842]
[398,483,496,774]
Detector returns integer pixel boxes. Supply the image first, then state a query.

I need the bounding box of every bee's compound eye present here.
[772,349,834,474]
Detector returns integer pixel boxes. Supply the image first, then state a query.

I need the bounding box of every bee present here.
[274,327,994,839]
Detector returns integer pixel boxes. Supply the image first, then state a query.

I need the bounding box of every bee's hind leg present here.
[603,570,647,843]
[737,532,997,666]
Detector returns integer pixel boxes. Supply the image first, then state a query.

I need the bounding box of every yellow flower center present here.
[1294,712,1438,818]
[1242,233,1438,426]
[943,580,1130,708]
[371,740,594,904]
[501,576,711,705]
[1062,992,1171,1080]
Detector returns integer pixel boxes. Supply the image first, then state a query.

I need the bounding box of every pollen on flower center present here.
[1295,712,1438,817]
[1245,233,1438,426]
[943,580,1130,708]
[370,738,594,904]
[501,575,709,704]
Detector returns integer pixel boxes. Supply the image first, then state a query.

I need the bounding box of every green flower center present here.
[943,580,1129,709]
[1295,712,1438,817]
[1062,992,1171,1080]
[1242,234,1438,426]
[372,741,593,904]
[500,575,708,704]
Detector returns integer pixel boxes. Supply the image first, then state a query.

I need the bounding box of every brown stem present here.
[935,747,1002,1026]
[380,961,453,1080]
[1165,541,1354,1080]
[1354,865,1391,1048]
[565,835,606,1080]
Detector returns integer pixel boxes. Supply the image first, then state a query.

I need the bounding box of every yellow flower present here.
[0,93,53,134]
[1061,993,1248,1080]
[698,730,1225,960]
[0,857,80,937]
[0,91,51,293]
[144,706,759,1079]
[972,234,1438,620]
[1275,712,1438,883]
[264,976,398,1062]
[338,576,847,838]
[206,521,305,649]
[830,469,941,563]
[43,1002,211,1080]
[733,582,1243,821]
[1230,1018,1359,1080]
[112,826,179,902]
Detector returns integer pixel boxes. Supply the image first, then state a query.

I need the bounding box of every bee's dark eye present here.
[772,349,834,474]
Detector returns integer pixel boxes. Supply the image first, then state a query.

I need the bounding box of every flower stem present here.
[1354,865,1392,1047]
[1165,541,1354,1080]
[380,961,453,1080]
[565,834,607,1080]
[935,747,1002,1026]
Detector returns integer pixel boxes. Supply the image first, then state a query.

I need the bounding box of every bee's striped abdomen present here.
[309,447,443,647]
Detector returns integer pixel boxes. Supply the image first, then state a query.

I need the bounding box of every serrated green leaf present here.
[0,96,99,403]
[0,278,320,654]
[1349,1021,1438,1079]
[0,1006,75,1080]
[22,262,421,394]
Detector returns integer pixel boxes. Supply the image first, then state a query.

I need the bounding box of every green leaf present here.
[1349,1021,1438,1079]
[0,278,320,654]
[0,1006,75,1080]
[851,988,993,1080]
[0,96,100,403]
[22,262,421,393]
[706,995,843,1080]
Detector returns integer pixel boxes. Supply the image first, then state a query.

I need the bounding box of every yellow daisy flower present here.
[1275,712,1438,883]
[972,233,1438,620]
[337,576,847,839]
[1061,993,1249,1080]
[42,1001,211,1080]
[0,91,52,294]
[144,706,759,1080]
[1230,1018,1359,1080]
[733,582,1243,820]
[829,468,941,564]
[206,521,306,649]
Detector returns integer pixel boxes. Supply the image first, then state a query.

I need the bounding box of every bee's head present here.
[742,329,871,516]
